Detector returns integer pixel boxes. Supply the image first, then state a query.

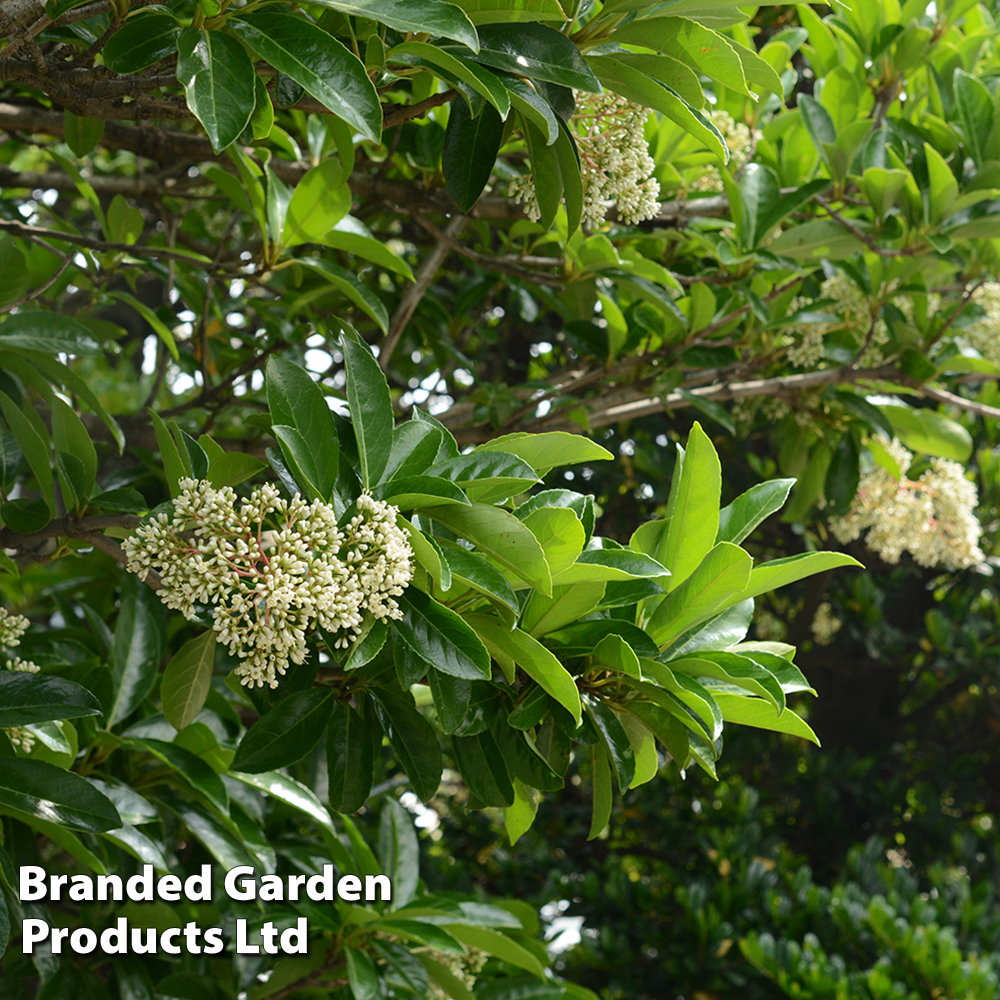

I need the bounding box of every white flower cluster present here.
[123,479,413,689]
[688,110,760,193]
[510,92,660,228]
[829,438,984,571]
[957,282,1000,365]
[1,607,41,753]
[427,947,489,999]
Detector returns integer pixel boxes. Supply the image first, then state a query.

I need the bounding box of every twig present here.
[379,214,466,371]
[920,383,1000,420]
[0,254,73,315]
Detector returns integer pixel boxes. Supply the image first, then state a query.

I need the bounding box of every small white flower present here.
[123,480,413,689]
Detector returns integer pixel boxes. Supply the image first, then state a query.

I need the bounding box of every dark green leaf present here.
[379,797,419,907]
[370,684,443,801]
[176,29,256,153]
[824,432,860,516]
[443,98,504,212]
[327,699,375,813]
[109,574,165,727]
[452,730,514,806]
[345,947,380,1000]
[427,669,471,735]
[133,739,229,814]
[397,589,491,680]
[102,11,181,74]
[308,0,478,50]
[1,497,49,533]
[584,696,635,793]
[0,759,121,832]
[230,12,382,142]
[0,673,102,728]
[342,326,394,488]
[465,23,600,91]
[231,689,335,773]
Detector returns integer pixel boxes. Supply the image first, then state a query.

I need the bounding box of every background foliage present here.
[4,0,1000,996]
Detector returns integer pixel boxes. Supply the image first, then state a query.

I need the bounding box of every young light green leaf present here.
[161,631,216,732]
[717,479,795,545]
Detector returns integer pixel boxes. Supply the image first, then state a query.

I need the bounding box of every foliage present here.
[4,0,1000,996]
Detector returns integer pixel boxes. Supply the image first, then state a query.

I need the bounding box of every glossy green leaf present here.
[553,548,670,585]
[731,551,863,605]
[397,588,492,680]
[324,703,377,811]
[345,947,380,1000]
[161,631,216,732]
[468,23,601,91]
[446,925,548,978]
[521,507,585,576]
[453,730,514,806]
[439,544,520,617]
[0,673,102,728]
[618,711,658,788]
[645,542,753,649]
[670,652,784,711]
[102,11,181,73]
[389,42,511,117]
[342,326,394,488]
[378,475,471,509]
[716,479,795,545]
[229,769,335,832]
[584,696,635,793]
[176,29,256,154]
[133,739,229,814]
[0,759,121,832]
[308,0,478,49]
[443,98,504,212]
[231,12,382,141]
[522,581,605,637]
[466,615,581,724]
[380,797,420,907]
[109,574,165,727]
[421,504,552,595]
[713,693,819,744]
[879,403,973,461]
[447,0,567,23]
[589,55,725,160]
[322,216,415,280]
[171,802,257,869]
[231,689,335,773]
[282,160,352,247]
[588,741,613,840]
[0,391,54,514]
[503,778,539,845]
[370,684,443,801]
[476,431,613,475]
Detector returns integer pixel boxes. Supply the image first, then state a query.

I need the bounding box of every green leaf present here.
[670,652,784,711]
[109,574,165,727]
[0,391,54,514]
[161,631,216,732]
[954,69,993,166]
[443,98,504,212]
[924,142,958,223]
[421,956,477,1000]
[205,450,266,489]
[466,615,581,724]
[440,545,520,617]
[445,926,548,978]
[422,504,552,595]
[713,693,819,744]
[0,673,102,728]
[229,770,335,832]
[797,94,836,149]
[149,410,186,498]
[171,802,256,870]
[0,497,48,533]
[427,669,470,734]
[730,551,863,605]
[825,432,860,516]
[322,216,415,281]
[446,0,567,23]
[108,290,180,360]
[176,29,256,154]
[717,479,795,545]
[231,689,335,773]
[307,0,478,50]
[521,507,585,576]
[553,548,670,585]
[266,356,339,496]
[630,666,723,742]
[503,778,539,845]
[63,111,105,158]
[0,759,121,832]
[478,431,613,475]
[298,259,391,333]
[378,475,471,509]
[878,403,974,461]
[379,798,420,907]
[453,731,514,806]
[345,947,380,1000]
[589,55,726,160]
[588,742,613,840]
[522,113,565,230]
[370,684,443,801]
[282,160,352,247]
[584,696,635,793]
[505,76,560,144]
[397,589,492,680]
[133,739,229,814]
[231,12,382,142]
[468,23,601,91]
[50,395,97,501]
[612,17,752,97]
[342,327,394,488]
[618,711,657,788]
[645,542,753,649]
[102,10,181,73]
[661,423,721,590]
[522,581,605,637]
[388,42,511,117]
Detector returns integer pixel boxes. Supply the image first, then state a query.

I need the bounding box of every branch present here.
[920,383,1000,420]
[0,514,162,588]
[0,217,234,269]
[380,214,466,371]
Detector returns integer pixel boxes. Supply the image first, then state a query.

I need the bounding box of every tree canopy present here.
[2,0,1000,996]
